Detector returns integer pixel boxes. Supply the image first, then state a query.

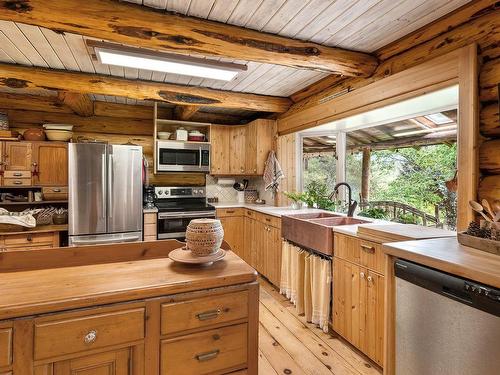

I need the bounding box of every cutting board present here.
[357,223,455,243]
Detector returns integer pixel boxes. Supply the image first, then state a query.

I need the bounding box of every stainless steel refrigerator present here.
[68,143,143,246]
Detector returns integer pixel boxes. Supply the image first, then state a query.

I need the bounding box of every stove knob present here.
[164,190,169,196]
[158,190,163,196]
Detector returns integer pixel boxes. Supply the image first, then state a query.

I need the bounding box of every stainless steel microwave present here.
[156,141,210,172]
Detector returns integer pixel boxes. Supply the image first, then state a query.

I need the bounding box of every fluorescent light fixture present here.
[393,124,457,138]
[424,113,453,124]
[89,41,247,81]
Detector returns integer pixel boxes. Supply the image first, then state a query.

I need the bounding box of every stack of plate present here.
[43,124,74,141]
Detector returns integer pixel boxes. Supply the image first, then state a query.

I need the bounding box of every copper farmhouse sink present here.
[281,213,369,256]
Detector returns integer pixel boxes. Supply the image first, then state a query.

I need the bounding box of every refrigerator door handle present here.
[101,153,107,220]
[108,154,114,219]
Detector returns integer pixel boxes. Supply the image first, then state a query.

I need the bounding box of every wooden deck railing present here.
[359,200,442,228]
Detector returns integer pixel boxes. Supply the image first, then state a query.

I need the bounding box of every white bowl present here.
[43,124,74,131]
[157,132,171,140]
[45,130,73,142]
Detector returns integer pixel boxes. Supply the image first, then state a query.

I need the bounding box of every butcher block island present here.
[0,240,258,375]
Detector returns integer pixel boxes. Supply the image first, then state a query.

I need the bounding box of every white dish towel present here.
[263,150,284,193]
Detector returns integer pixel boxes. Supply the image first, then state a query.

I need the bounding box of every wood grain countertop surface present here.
[383,237,500,288]
[0,224,68,235]
[0,250,257,320]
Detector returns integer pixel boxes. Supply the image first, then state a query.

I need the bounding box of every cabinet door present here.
[229,126,246,174]
[332,258,363,347]
[253,220,266,275]
[364,271,385,366]
[210,125,230,174]
[53,348,130,375]
[265,225,282,287]
[245,119,274,175]
[33,142,68,186]
[219,216,244,259]
[243,216,255,267]
[4,142,32,171]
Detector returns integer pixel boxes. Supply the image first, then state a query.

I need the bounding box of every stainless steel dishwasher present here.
[394,259,500,375]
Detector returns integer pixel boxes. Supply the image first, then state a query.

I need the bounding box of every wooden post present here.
[361,148,371,201]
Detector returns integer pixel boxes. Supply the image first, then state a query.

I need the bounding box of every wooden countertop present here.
[383,237,500,288]
[0,224,68,235]
[0,248,257,320]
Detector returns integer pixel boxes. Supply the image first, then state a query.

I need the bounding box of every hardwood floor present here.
[258,278,382,375]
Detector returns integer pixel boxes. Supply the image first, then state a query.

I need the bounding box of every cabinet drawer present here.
[161,323,247,375]
[244,209,256,219]
[34,308,145,360]
[161,291,248,335]
[144,224,157,237]
[0,328,12,367]
[255,212,281,229]
[4,232,55,246]
[42,186,68,201]
[3,170,31,178]
[3,178,31,186]
[359,239,384,275]
[144,213,157,224]
[216,208,244,218]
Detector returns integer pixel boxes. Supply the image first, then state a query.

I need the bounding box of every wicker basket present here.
[185,219,224,256]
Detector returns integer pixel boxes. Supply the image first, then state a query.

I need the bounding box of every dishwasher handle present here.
[395,259,500,317]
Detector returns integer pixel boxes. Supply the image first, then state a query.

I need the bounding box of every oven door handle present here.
[199,146,202,168]
[158,211,216,219]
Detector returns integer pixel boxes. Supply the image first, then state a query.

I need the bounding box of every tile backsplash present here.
[206,175,274,204]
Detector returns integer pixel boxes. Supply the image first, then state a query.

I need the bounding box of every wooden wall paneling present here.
[457,43,479,230]
[275,133,296,206]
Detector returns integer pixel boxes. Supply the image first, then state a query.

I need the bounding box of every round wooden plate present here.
[168,247,226,265]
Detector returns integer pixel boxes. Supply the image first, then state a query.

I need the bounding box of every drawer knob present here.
[196,309,221,321]
[13,172,22,177]
[27,234,33,242]
[53,188,61,192]
[360,272,365,279]
[196,349,220,362]
[367,276,373,283]
[14,180,22,185]
[83,330,97,345]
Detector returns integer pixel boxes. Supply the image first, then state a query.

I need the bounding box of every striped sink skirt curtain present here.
[280,240,332,333]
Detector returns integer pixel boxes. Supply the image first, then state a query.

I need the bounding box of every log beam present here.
[174,105,199,121]
[361,148,371,201]
[0,0,378,77]
[0,63,291,112]
[57,91,94,117]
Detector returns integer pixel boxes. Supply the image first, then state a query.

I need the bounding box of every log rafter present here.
[0,0,378,77]
[57,91,94,117]
[0,63,291,113]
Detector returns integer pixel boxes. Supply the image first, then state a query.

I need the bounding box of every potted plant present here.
[283,191,304,209]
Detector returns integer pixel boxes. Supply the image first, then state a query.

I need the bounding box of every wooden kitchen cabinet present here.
[333,256,385,366]
[229,126,246,174]
[3,142,32,172]
[32,142,68,186]
[241,210,281,286]
[245,119,275,175]
[51,349,131,375]
[210,125,230,175]
[210,119,275,176]
[218,212,245,260]
[143,212,157,241]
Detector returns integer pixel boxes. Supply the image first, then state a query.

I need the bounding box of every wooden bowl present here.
[23,128,46,141]
[185,218,224,257]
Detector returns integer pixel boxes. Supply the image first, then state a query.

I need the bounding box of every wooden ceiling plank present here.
[57,91,94,117]
[0,0,378,77]
[0,63,291,112]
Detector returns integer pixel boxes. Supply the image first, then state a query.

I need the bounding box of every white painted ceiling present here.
[0,0,470,107]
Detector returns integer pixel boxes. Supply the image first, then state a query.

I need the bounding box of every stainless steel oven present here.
[157,210,216,239]
[156,141,210,172]
[154,186,215,240]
